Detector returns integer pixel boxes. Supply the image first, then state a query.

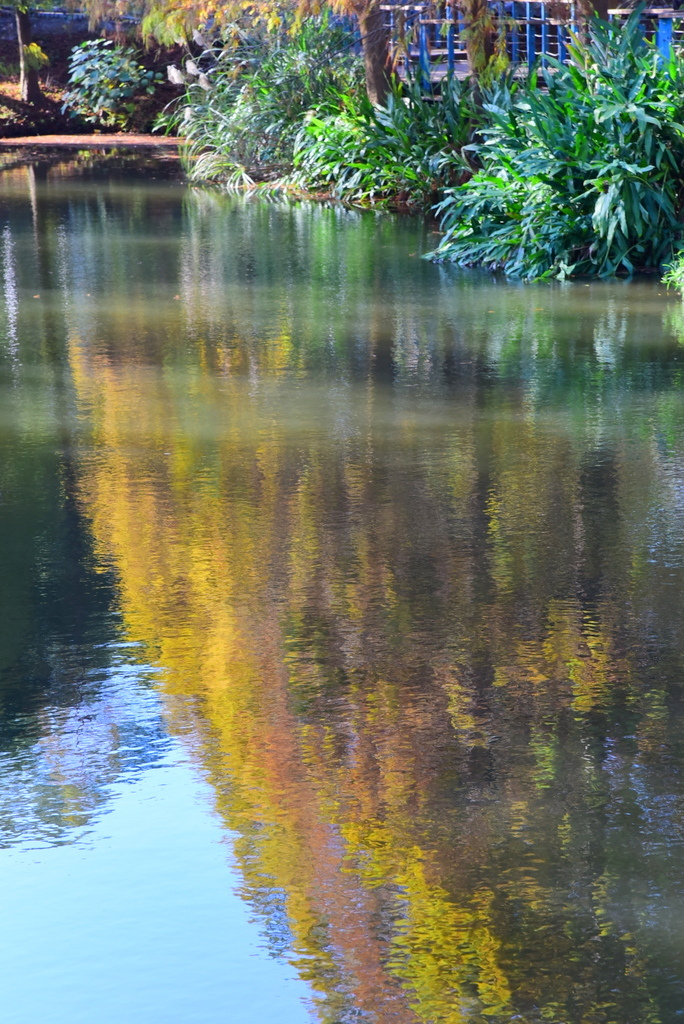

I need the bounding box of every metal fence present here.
[379,2,684,80]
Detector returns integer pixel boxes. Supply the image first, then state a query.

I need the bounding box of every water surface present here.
[2,154,684,1023]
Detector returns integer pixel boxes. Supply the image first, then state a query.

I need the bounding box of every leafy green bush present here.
[22,43,49,73]
[63,39,161,129]
[291,74,477,206]
[430,9,684,279]
[0,59,20,78]
[663,253,684,293]
[161,19,364,184]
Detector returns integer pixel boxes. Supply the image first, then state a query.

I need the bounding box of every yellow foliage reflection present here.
[28,189,684,1024]
[67,327,677,1024]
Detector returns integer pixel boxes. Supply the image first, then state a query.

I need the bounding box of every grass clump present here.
[161,19,364,185]
[290,74,477,207]
[663,254,684,293]
[158,18,476,205]
[430,8,684,279]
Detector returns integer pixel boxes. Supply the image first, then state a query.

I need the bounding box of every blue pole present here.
[446,5,455,73]
[656,17,673,61]
[497,0,506,56]
[419,21,431,90]
[540,2,549,66]
[511,1,520,64]
[526,1,536,68]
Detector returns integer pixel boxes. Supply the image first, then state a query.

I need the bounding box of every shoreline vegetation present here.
[4,4,684,285]
[156,8,684,284]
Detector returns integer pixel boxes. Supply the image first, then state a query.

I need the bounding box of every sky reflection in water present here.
[2,155,684,1023]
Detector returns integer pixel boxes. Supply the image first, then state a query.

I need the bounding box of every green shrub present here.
[22,43,49,73]
[161,19,364,184]
[430,9,684,279]
[63,39,161,129]
[291,74,477,206]
[663,253,684,293]
[0,59,20,78]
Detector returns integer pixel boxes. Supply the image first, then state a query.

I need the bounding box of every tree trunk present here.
[15,8,43,105]
[462,0,496,79]
[357,5,391,106]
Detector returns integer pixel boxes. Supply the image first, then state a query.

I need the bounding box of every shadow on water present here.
[4,154,684,1021]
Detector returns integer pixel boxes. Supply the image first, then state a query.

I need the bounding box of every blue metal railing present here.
[380,2,684,80]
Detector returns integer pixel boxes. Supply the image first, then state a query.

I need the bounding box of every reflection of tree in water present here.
[67,349,684,1022]
[0,165,172,846]
[7,166,684,1020]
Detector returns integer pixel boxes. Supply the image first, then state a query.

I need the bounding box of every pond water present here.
[2,154,684,1024]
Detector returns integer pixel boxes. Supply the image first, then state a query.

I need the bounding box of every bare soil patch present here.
[0,133,181,148]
